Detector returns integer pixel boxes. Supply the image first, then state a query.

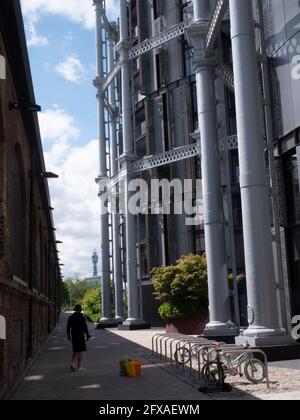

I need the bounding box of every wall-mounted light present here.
[38,206,54,211]
[41,172,59,179]
[56,240,63,244]
[9,101,41,112]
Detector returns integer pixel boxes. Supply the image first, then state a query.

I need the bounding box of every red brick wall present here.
[0,23,60,400]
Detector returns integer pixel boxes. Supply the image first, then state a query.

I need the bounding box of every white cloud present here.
[46,140,100,278]
[24,14,49,47]
[39,108,80,145]
[55,54,87,84]
[21,0,119,30]
[39,107,100,278]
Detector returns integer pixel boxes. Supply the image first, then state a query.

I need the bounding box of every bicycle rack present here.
[151,333,270,390]
[174,337,216,375]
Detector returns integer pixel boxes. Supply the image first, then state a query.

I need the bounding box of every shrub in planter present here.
[152,254,209,333]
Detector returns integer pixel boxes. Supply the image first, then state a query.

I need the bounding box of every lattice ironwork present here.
[206,0,229,55]
[216,63,235,92]
[102,60,121,92]
[106,137,238,183]
[133,143,201,173]
[216,64,235,91]
[106,169,128,191]
[219,135,238,150]
[129,21,188,60]
[227,135,238,150]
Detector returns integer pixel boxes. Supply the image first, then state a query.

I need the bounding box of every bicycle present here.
[201,348,267,385]
[174,342,224,365]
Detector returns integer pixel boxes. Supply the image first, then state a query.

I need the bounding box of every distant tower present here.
[92,250,99,277]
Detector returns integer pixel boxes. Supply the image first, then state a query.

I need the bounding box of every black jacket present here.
[67,312,89,340]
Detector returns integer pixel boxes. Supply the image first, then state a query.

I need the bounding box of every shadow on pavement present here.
[11,314,261,401]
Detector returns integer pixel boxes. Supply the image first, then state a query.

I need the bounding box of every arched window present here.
[11,147,25,280]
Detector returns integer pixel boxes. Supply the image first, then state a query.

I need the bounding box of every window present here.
[184,41,194,77]
[284,153,300,225]
[153,0,162,20]
[162,93,170,151]
[194,226,205,254]
[230,150,240,185]
[154,49,168,91]
[11,147,25,280]
[155,54,161,89]
[191,82,198,131]
[0,339,4,381]
[232,194,243,228]
[13,320,23,368]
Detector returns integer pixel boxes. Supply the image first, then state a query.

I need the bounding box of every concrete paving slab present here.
[11,314,208,401]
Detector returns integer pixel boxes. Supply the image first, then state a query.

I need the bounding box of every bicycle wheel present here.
[174,347,191,365]
[201,361,225,386]
[244,359,267,384]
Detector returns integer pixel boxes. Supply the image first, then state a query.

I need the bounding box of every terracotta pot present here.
[166,313,209,335]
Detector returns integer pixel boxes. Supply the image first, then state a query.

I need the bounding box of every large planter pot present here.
[166,313,209,335]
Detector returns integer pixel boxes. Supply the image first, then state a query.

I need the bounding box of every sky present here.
[20,0,119,278]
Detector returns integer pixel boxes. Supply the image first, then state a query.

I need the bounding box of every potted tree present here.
[152,254,209,335]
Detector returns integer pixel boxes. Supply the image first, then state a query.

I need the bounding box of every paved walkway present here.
[12,314,208,401]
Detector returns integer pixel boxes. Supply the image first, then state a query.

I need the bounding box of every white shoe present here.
[77,367,87,371]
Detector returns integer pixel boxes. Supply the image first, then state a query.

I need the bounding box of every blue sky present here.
[21,0,118,279]
[29,17,97,144]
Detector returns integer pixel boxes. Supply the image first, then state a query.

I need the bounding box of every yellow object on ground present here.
[122,359,142,377]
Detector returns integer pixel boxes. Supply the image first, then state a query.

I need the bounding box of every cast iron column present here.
[229,0,287,345]
[116,0,147,328]
[94,0,114,325]
[189,0,238,338]
[108,35,124,324]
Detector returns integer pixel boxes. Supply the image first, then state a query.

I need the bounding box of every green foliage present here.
[158,302,185,320]
[152,254,209,321]
[61,281,70,308]
[228,273,246,291]
[64,278,95,308]
[82,285,102,322]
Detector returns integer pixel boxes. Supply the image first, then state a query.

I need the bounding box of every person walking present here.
[67,305,91,371]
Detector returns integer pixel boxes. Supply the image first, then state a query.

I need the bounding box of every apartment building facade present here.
[95,0,300,345]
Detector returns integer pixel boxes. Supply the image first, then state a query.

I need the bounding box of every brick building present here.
[0,0,61,399]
